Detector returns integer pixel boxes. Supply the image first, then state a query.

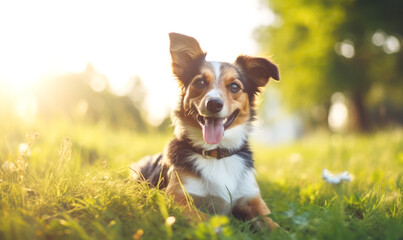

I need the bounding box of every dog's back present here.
[131,153,168,188]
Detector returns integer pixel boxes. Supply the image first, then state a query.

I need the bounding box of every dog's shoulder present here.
[165,138,199,173]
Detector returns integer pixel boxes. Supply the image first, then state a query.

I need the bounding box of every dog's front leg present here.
[168,190,209,222]
[166,171,209,222]
[232,196,279,231]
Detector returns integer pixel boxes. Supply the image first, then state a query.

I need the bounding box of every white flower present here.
[322,169,352,184]
[165,216,176,226]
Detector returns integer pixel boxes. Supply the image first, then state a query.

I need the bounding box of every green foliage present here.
[257,0,403,128]
[257,0,347,110]
[1,121,402,239]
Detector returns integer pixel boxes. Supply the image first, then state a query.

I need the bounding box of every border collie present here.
[132,33,280,230]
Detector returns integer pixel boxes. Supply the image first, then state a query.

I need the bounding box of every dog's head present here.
[169,33,279,146]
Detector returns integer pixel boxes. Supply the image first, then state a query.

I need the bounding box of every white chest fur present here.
[183,153,260,210]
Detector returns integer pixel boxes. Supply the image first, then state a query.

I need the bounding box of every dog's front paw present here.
[253,217,279,231]
[265,217,279,231]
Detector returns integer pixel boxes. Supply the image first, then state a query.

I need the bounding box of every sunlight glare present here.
[0,0,275,125]
[75,99,89,116]
[328,92,348,132]
[14,93,38,120]
[90,76,107,93]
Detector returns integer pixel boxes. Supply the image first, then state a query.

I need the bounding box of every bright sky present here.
[0,0,274,125]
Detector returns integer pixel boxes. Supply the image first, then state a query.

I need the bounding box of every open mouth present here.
[197,109,239,144]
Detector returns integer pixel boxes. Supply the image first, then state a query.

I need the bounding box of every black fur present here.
[133,153,168,188]
[235,143,254,169]
[165,138,200,174]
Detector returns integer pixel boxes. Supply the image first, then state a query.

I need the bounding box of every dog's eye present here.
[193,78,207,89]
[228,82,241,93]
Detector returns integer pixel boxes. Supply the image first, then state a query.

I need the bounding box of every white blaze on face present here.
[201,62,226,145]
[206,88,222,99]
[206,61,226,114]
[210,61,222,86]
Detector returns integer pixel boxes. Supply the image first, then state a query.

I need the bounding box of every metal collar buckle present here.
[201,149,211,158]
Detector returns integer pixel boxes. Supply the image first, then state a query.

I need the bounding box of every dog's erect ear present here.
[235,55,279,93]
[169,33,205,78]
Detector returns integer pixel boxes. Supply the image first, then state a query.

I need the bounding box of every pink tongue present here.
[202,118,224,144]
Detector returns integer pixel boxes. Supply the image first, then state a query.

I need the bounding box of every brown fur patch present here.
[182,63,216,117]
[218,64,251,129]
[232,196,278,231]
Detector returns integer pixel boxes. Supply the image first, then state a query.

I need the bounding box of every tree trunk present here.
[351,93,369,131]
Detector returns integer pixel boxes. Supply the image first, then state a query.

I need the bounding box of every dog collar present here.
[197,147,234,159]
[182,138,246,159]
[183,141,242,159]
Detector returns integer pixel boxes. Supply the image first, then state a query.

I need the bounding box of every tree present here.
[34,64,149,132]
[257,0,403,130]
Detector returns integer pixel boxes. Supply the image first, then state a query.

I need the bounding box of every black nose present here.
[206,98,223,113]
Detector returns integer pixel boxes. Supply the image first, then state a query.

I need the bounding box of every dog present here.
[132,33,280,230]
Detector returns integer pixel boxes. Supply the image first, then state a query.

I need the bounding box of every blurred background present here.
[1,0,402,144]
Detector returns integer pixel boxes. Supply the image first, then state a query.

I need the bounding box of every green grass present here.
[1,121,402,240]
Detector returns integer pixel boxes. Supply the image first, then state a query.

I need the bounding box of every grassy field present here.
[0,120,402,240]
